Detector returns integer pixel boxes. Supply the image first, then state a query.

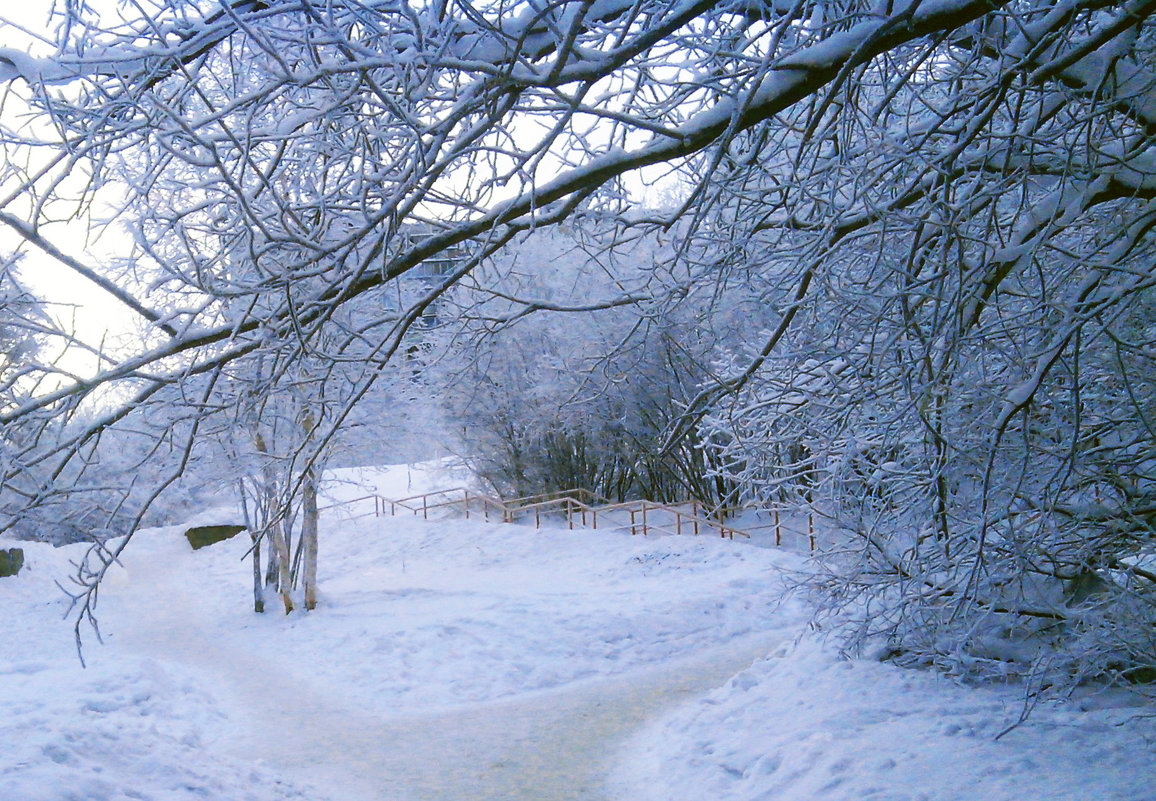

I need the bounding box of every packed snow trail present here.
[121,579,778,801]
[261,635,774,801]
[99,517,788,801]
[7,498,1153,801]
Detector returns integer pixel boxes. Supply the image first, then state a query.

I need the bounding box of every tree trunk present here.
[302,465,319,610]
[250,532,265,614]
[239,478,266,614]
[269,520,295,614]
[299,406,320,610]
[254,430,294,614]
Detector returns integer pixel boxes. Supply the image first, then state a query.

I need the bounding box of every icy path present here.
[98,516,790,801]
[125,586,777,801]
[259,637,771,801]
[9,500,1150,801]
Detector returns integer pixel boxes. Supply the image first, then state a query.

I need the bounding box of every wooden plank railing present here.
[323,487,817,550]
[343,486,751,540]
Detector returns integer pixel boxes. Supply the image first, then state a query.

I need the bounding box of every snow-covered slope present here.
[0,464,1152,800]
[611,638,1153,801]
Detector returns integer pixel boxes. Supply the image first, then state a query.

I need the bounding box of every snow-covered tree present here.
[0,0,1149,692]
[685,4,1156,688]
[442,223,739,507]
[0,256,45,410]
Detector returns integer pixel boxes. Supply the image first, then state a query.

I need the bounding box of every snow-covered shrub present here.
[690,40,1156,695]
[442,227,736,506]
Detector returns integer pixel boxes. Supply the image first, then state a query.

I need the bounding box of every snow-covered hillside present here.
[0,464,1152,800]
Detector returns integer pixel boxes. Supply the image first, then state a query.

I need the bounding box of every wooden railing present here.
[325,486,817,550]
[555,497,750,540]
[736,508,816,552]
[336,487,749,539]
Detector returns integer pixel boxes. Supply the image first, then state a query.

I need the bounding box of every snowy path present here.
[5,496,1154,801]
[124,582,777,801]
[257,635,775,801]
[103,523,784,801]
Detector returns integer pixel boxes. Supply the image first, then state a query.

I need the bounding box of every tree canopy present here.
[0,0,1153,689]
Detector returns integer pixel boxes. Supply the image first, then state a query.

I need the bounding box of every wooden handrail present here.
[324,486,818,550]
[500,487,612,508]
[362,487,753,540]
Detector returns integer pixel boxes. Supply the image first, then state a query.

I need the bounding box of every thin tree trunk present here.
[302,465,319,610]
[238,478,266,614]
[269,520,295,614]
[250,532,265,614]
[254,430,294,614]
[299,407,320,610]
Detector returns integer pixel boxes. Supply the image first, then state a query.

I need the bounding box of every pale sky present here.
[1,3,140,377]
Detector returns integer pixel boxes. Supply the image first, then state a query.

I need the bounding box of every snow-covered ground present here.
[1,463,1152,800]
